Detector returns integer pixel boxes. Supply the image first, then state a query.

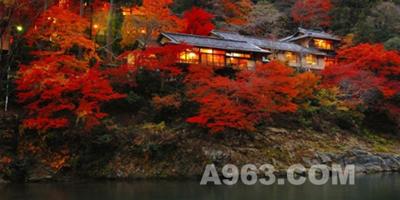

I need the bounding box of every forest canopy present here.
[0,0,399,134]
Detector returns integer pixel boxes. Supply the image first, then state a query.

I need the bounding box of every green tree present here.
[385,37,400,51]
[240,1,290,38]
[354,1,400,43]
[331,0,379,36]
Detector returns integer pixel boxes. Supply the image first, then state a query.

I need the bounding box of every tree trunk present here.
[106,0,115,63]
[44,0,48,11]
[4,61,11,112]
[80,0,85,16]
[89,0,94,40]
[78,0,85,58]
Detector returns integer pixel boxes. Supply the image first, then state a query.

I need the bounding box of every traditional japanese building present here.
[211,30,329,70]
[279,28,341,67]
[158,32,270,70]
[154,28,340,70]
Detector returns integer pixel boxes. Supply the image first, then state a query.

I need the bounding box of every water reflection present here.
[1,173,399,200]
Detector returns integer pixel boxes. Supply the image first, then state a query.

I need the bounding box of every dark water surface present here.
[1,173,400,200]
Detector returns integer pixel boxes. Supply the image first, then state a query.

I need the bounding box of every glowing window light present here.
[226,52,251,58]
[179,51,199,64]
[314,39,333,50]
[200,48,213,54]
[285,52,298,65]
[305,54,317,65]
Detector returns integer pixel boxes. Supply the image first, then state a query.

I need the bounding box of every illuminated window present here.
[226,58,250,70]
[198,48,225,67]
[201,54,225,67]
[225,52,253,69]
[213,49,226,55]
[226,52,251,58]
[305,55,317,65]
[200,48,225,55]
[200,48,213,54]
[285,52,298,65]
[314,39,333,50]
[179,50,199,64]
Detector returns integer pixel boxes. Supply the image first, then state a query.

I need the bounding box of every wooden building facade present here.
[139,28,341,71]
[158,32,270,70]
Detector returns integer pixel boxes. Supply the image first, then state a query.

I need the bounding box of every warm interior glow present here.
[200,48,226,55]
[305,54,317,65]
[198,48,225,66]
[314,39,333,50]
[200,48,214,54]
[226,52,252,69]
[226,52,251,58]
[201,54,224,67]
[179,51,199,64]
[122,7,144,16]
[227,57,249,69]
[179,48,254,68]
[285,52,298,65]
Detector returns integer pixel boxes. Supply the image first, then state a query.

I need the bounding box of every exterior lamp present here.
[16,25,23,32]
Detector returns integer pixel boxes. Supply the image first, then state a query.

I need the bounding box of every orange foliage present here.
[323,44,400,99]
[322,43,400,117]
[0,156,12,165]
[152,94,182,110]
[221,0,253,26]
[121,0,185,46]
[186,61,299,133]
[296,72,321,100]
[117,44,191,79]
[25,6,95,57]
[17,6,124,131]
[292,0,332,28]
[183,7,215,35]
[17,56,125,131]
[44,147,70,171]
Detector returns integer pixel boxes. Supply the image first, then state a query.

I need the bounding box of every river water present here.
[1,173,399,200]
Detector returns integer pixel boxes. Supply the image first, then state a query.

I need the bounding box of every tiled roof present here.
[280,28,341,42]
[212,31,326,56]
[160,32,270,53]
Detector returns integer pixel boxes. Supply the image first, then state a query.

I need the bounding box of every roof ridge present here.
[298,27,340,38]
[213,30,306,45]
[161,32,270,53]
[161,31,326,55]
[299,27,326,33]
[213,30,269,40]
[163,32,250,43]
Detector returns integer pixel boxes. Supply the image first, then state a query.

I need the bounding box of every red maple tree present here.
[113,44,191,87]
[220,0,253,26]
[323,44,400,100]
[322,43,400,122]
[295,72,321,100]
[17,6,124,131]
[185,61,299,133]
[182,7,215,35]
[291,0,332,28]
